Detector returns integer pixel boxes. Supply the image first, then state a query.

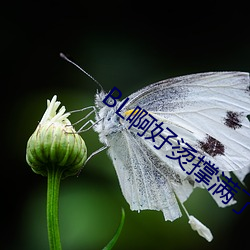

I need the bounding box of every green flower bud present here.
[26,95,87,178]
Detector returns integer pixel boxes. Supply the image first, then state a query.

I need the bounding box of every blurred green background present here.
[2,2,250,250]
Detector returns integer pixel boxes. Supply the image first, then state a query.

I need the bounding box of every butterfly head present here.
[95,89,108,110]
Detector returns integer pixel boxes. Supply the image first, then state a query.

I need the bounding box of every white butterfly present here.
[88,72,250,241]
[59,53,250,242]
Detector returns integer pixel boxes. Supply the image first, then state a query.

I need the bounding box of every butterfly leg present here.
[77,117,104,133]
[77,145,108,176]
[68,106,102,132]
[70,106,96,126]
[85,145,108,165]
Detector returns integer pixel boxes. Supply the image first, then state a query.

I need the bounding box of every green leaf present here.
[102,208,125,250]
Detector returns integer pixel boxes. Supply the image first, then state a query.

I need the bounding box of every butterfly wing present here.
[124,72,250,173]
[106,114,234,222]
[106,128,183,221]
[96,72,249,222]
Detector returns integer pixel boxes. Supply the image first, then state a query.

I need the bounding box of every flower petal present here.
[40,95,70,124]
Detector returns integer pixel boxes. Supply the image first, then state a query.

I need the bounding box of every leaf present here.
[102,208,125,250]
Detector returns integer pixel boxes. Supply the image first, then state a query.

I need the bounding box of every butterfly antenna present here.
[60,53,104,91]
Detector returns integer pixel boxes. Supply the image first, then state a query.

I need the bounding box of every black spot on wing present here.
[247,115,250,122]
[224,111,243,130]
[246,85,250,94]
[199,135,225,157]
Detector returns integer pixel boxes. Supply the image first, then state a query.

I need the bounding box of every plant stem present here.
[47,165,63,250]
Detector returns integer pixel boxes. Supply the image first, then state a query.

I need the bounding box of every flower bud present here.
[26,95,87,178]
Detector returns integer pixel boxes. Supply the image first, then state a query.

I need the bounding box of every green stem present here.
[47,165,63,250]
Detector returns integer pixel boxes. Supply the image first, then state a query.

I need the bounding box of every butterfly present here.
[61,55,250,241]
[91,72,250,241]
